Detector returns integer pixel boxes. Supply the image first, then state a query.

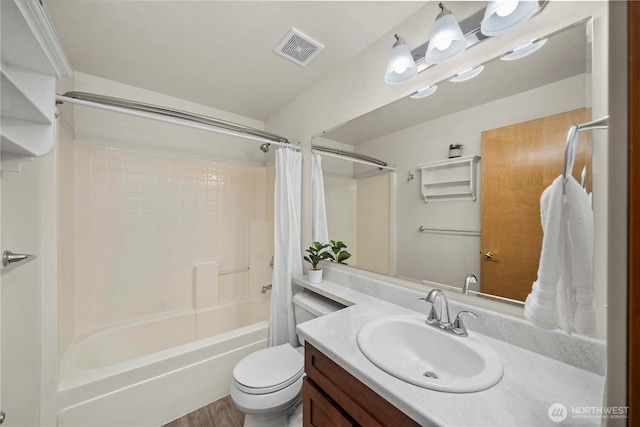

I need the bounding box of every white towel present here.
[564,177,597,336]
[524,175,597,336]
[524,176,563,330]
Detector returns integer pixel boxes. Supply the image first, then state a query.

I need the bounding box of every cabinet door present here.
[304,378,356,427]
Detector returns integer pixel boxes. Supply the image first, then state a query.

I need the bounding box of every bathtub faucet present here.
[260,284,272,294]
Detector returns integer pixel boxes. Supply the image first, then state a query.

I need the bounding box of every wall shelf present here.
[418,155,481,202]
[0,0,72,172]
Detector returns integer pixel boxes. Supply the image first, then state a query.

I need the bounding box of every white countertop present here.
[294,276,605,427]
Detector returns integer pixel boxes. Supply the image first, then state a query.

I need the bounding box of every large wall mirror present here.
[313,17,603,308]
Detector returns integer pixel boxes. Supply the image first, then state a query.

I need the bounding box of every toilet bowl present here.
[230,290,345,427]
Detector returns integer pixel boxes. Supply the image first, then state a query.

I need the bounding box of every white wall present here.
[323,176,358,265]
[58,124,75,363]
[356,173,391,275]
[1,144,58,426]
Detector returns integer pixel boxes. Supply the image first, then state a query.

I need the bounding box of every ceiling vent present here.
[274,28,324,67]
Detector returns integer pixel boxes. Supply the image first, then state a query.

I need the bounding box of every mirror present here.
[313,19,595,303]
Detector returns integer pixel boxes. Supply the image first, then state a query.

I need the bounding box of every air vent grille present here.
[274,28,324,67]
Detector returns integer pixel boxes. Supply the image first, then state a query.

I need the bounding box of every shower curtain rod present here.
[56,91,298,149]
[312,145,395,171]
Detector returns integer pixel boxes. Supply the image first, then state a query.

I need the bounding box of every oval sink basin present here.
[357,314,503,393]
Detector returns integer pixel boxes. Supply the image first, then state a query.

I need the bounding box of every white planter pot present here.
[308,269,323,284]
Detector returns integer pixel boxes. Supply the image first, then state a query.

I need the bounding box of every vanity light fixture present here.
[449,65,484,82]
[424,3,467,65]
[480,1,539,37]
[500,38,547,61]
[382,1,547,85]
[384,34,418,85]
[410,85,438,99]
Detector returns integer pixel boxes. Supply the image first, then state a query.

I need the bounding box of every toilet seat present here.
[233,344,304,395]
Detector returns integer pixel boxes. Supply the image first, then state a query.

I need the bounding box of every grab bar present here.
[261,284,272,294]
[418,226,481,236]
[219,267,249,276]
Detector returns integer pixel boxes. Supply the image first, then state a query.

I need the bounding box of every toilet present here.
[230,290,344,427]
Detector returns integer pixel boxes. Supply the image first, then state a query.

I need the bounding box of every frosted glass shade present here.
[449,65,484,82]
[385,36,417,85]
[481,1,539,36]
[410,85,438,99]
[501,38,547,61]
[425,13,466,64]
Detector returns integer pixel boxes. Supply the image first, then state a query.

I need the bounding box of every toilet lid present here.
[233,344,304,395]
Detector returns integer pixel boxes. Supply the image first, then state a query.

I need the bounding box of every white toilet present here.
[230,291,344,427]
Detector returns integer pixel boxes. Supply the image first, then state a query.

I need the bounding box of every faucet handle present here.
[419,297,439,324]
[452,311,478,336]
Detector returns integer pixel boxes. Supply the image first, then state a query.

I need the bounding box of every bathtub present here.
[57,296,270,426]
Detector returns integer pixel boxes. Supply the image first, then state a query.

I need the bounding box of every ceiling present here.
[323,21,589,145]
[44,1,426,122]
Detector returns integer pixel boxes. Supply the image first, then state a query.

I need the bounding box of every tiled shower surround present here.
[74,141,273,334]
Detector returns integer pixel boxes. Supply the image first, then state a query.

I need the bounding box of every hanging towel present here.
[563,176,597,336]
[524,175,597,336]
[524,176,563,330]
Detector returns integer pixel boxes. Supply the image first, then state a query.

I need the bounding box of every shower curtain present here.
[311,153,330,244]
[269,148,303,347]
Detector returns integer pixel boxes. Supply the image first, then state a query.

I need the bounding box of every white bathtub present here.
[58,296,270,426]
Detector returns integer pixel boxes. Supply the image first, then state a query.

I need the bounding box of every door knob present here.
[483,251,493,259]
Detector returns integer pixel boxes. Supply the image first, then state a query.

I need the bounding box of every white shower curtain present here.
[269,148,303,347]
[311,154,330,244]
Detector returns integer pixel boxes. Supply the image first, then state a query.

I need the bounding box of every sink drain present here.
[423,371,438,379]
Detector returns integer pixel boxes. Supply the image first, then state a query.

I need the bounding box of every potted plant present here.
[304,242,332,284]
[329,240,351,265]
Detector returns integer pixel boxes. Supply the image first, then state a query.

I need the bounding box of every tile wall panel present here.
[74,142,272,334]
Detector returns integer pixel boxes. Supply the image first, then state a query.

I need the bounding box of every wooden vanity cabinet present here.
[303,342,420,427]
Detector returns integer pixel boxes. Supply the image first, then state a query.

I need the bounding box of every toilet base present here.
[243,402,302,427]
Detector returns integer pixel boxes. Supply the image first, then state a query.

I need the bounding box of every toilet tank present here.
[293,291,345,345]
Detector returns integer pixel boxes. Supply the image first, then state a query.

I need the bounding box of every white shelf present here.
[0,0,72,172]
[418,155,481,202]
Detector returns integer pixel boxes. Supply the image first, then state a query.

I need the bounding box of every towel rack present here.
[562,115,609,193]
[418,226,481,237]
[219,267,249,275]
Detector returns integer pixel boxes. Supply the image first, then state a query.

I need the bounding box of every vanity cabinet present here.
[303,342,419,427]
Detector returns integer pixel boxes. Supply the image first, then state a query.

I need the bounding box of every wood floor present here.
[163,395,245,427]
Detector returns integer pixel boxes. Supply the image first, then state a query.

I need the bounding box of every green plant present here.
[329,240,352,265]
[304,242,332,270]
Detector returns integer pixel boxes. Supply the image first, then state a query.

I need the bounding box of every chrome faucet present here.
[419,289,478,337]
[421,289,451,326]
[463,274,478,294]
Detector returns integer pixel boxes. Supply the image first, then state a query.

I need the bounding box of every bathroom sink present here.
[356,314,503,393]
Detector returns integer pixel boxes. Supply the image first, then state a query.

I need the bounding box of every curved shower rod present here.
[56,91,296,148]
[312,145,394,171]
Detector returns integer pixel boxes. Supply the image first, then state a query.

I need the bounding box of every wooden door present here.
[481,108,591,301]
